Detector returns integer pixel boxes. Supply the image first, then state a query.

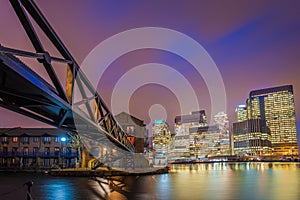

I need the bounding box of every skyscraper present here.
[233,119,272,156]
[235,105,247,122]
[171,111,230,159]
[152,120,171,165]
[171,110,207,160]
[213,112,230,155]
[247,85,298,155]
[214,111,229,135]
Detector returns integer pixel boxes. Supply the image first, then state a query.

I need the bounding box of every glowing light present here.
[155,119,164,124]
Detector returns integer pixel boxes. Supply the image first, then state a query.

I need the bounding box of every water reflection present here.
[0,162,299,200]
[171,162,300,172]
[41,179,76,200]
[161,162,300,200]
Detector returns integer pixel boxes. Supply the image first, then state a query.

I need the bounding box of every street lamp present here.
[60,137,66,169]
[103,147,107,156]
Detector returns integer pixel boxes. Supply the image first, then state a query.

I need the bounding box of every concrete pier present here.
[50,167,169,177]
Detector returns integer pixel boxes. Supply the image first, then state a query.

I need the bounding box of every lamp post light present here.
[103,147,107,157]
[61,137,66,169]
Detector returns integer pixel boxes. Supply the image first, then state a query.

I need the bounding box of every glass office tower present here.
[235,105,247,122]
[247,85,298,155]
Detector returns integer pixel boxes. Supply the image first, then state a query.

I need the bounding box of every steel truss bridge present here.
[0,0,137,168]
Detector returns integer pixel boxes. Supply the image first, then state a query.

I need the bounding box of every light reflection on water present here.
[0,173,109,200]
[161,162,300,200]
[0,162,299,200]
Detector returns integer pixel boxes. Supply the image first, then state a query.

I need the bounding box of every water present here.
[0,162,299,200]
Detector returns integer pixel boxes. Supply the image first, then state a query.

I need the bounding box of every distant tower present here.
[247,85,298,155]
[152,120,171,165]
[213,112,230,155]
[152,120,171,144]
[235,105,247,122]
[171,110,207,160]
[214,111,229,134]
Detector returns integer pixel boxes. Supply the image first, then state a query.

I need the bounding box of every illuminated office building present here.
[214,112,229,135]
[189,112,230,158]
[247,85,298,155]
[213,112,230,155]
[233,119,272,156]
[171,111,231,159]
[189,125,231,158]
[235,105,247,122]
[171,110,207,160]
[152,120,171,165]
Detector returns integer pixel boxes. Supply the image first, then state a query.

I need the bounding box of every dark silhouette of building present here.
[175,110,207,125]
[115,112,146,153]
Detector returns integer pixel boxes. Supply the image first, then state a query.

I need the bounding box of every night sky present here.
[0,0,300,141]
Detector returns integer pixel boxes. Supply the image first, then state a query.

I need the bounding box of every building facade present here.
[213,112,231,155]
[189,112,230,158]
[170,111,232,160]
[235,105,247,122]
[0,128,78,169]
[152,120,171,165]
[189,125,230,158]
[247,85,298,155]
[115,112,146,153]
[233,119,272,156]
[174,110,207,126]
[171,110,207,160]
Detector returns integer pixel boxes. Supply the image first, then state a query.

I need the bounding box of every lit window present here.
[33,147,39,155]
[12,137,18,143]
[43,136,51,143]
[54,147,60,156]
[22,136,29,144]
[33,137,39,143]
[44,147,50,155]
[126,126,135,135]
[23,147,29,155]
[2,137,8,143]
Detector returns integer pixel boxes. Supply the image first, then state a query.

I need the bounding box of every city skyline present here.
[0,0,299,138]
[1,2,300,199]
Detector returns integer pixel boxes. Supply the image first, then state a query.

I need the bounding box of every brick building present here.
[0,128,78,169]
[115,112,147,153]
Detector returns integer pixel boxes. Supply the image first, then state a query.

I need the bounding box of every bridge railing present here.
[0,0,135,153]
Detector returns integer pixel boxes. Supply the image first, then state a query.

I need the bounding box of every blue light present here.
[238,105,246,108]
[155,120,163,124]
[61,137,66,142]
